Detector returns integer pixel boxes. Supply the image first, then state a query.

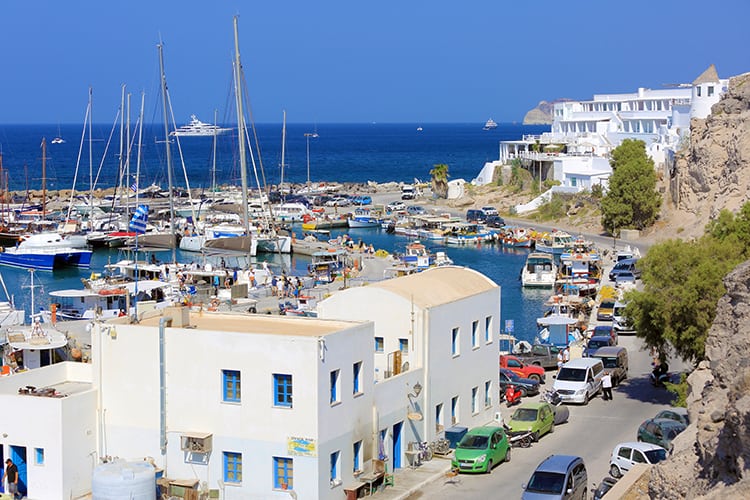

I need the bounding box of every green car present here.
[507,401,555,441]
[451,426,511,473]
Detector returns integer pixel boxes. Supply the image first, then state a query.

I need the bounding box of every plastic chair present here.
[382,464,395,490]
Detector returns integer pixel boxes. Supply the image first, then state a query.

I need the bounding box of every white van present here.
[553,358,604,405]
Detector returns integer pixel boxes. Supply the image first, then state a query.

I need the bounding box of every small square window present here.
[399,338,408,354]
[35,448,44,465]
[374,337,384,353]
[222,370,241,403]
[708,86,714,97]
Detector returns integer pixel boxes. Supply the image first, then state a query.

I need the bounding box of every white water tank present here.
[92,460,156,500]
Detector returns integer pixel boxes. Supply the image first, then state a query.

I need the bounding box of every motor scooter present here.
[650,363,671,387]
[505,384,523,407]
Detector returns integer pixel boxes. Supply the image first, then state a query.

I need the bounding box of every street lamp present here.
[304,132,316,187]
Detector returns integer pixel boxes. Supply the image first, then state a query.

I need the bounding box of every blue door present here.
[393,421,403,469]
[10,446,27,497]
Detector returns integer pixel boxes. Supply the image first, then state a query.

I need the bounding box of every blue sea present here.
[0,122,550,343]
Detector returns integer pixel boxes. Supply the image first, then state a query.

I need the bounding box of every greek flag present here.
[130,182,138,193]
[129,204,149,234]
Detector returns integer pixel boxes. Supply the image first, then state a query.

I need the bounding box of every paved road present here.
[406,335,688,500]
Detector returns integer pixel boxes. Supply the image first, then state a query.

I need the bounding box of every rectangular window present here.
[353,441,362,472]
[353,361,362,395]
[273,456,293,490]
[223,451,242,484]
[435,403,444,433]
[451,396,459,425]
[484,380,492,408]
[485,316,492,343]
[570,177,577,187]
[708,86,714,97]
[374,337,384,352]
[330,369,340,405]
[471,320,479,349]
[35,448,44,465]
[330,450,340,484]
[451,327,459,357]
[274,373,293,408]
[399,338,409,354]
[697,86,702,97]
[471,386,478,414]
[222,369,241,403]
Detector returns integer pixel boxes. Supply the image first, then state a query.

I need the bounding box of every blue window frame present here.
[330,450,340,482]
[451,327,459,356]
[222,370,241,403]
[223,451,242,484]
[273,456,293,490]
[330,369,340,404]
[353,441,362,472]
[399,338,408,353]
[374,337,384,352]
[35,447,44,465]
[274,373,293,407]
[353,361,362,395]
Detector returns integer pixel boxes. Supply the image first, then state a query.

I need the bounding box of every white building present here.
[690,64,729,119]
[0,362,96,500]
[317,266,500,443]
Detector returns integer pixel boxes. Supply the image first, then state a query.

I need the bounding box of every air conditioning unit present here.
[180,433,213,453]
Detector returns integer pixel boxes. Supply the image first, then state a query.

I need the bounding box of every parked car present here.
[481,206,499,216]
[592,324,618,345]
[522,455,588,500]
[597,298,616,321]
[350,195,372,206]
[325,196,351,207]
[637,418,687,453]
[592,476,619,500]
[451,426,511,473]
[485,215,506,228]
[406,205,426,215]
[514,343,561,371]
[592,346,629,386]
[609,257,641,281]
[506,402,556,442]
[500,355,546,383]
[401,185,417,200]
[654,408,689,426]
[466,209,487,223]
[499,368,540,397]
[583,335,615,357]
[615,270,637,288]
[386,201,406,212]
[613,301,635,335]
[553,358,604,405]
[609,441,667,478]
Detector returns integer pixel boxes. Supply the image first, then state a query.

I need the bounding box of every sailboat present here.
[51,124,65,144]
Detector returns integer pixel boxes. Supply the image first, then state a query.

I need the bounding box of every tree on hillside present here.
[600,139,661,233]
[626,235,741,363]
[430,163,450,199]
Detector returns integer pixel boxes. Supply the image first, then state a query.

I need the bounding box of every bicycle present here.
[411,441,433,462]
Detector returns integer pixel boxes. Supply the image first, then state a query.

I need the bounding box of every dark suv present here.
[485,215,506,228]
[466,209,486,223]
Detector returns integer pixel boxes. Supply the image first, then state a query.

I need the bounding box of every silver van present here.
[592,346,628,386]
[553,358,604,404]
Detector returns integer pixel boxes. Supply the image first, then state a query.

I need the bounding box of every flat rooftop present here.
[137,309,362,337]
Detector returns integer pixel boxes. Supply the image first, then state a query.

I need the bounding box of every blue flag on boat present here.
[129,204,149,234]
[130,182,138,193]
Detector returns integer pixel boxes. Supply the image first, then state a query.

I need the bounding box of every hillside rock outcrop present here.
[671,72,750,236]
[646,261,750,499]
[522,99,572,125]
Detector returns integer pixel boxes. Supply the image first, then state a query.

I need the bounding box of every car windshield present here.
[511,408,538,422]
[458,434,489,450]
[588,340,608,349]
[601,300,615,308]
[666,427,684,439]
[645,448,668,463]
[557,367,586,382]
[527,471,565,494]
[601,357,619,369]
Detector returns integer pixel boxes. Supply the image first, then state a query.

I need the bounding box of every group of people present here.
[271,273,304,299]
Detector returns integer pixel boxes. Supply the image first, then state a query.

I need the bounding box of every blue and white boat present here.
[535,230,575,255]
[0,233,92,271]
[347,208,382,228]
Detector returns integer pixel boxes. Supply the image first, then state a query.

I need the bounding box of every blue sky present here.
[1,0,748,124]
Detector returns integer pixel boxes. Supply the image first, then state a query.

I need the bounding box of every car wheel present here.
[529,374,541,383]
[520,387,528,398]
[549,422,555,434]
[532,431,540,442]
[505,446,511,463]
[486,459,493,474]
[610,464,622,478]
[583,392,589,405]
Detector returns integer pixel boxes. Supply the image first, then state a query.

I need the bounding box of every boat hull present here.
[0,249,93,271]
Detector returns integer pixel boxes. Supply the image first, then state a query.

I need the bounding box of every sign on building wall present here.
[288,436,317,457]
[505,319,514,334]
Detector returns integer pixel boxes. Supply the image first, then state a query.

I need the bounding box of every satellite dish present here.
[407,412,423,421]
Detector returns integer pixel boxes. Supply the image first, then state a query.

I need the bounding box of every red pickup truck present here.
[499,354,546,383]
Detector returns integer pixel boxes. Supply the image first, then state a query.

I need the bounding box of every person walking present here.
[562,345,570,364]
[556,349,564,372]
[3,458,19,499]
[602,371,613,401]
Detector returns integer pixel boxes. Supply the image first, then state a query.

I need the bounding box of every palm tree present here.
[430,163,450,199]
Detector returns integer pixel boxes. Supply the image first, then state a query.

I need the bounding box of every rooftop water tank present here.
[92,460,156,500]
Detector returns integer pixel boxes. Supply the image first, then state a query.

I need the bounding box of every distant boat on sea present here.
[170,114,231,137]
[416,126,423,132]
[483,118,498,130]
[51,124,65,144]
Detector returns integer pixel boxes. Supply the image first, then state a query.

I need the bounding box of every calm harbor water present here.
[0,122,550,343]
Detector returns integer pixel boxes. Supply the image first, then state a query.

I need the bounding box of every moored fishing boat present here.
[521,252,557,288]
[535,229,574,255]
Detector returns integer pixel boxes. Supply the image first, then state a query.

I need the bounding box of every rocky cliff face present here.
[646,261,750,499]
[669,73,750,238]
[522,99,572,125]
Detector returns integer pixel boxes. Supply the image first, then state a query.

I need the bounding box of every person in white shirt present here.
[602,371,613,401]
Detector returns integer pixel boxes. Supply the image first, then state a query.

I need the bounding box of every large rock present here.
[647,261,750,499]
[522,99,572,125]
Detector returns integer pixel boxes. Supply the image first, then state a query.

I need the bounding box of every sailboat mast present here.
[158,42,177,263]
[88,87,93,223]
[280,110,286,192]
[212,109,218,193]
[41,138,47,217]
[233,16,250,235]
